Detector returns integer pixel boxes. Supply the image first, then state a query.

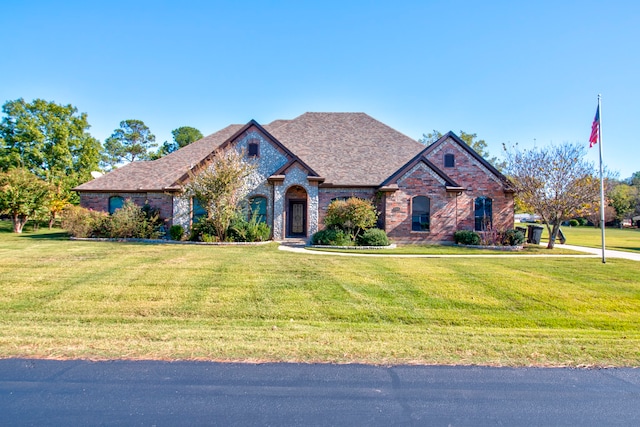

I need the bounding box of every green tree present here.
[0,168,51,233]
[0,98,101,185]
[102,119,156,169]
[151,126,203,160]
[504,143,599,249]
[184,149,255,242]
[419,130,504,170]
[608,183,638,226]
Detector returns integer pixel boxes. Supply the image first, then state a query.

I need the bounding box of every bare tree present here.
[184,149,255,241]
[504,143,599,249]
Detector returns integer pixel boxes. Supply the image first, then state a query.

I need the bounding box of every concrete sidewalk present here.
[278,243,640,261]
[552,243,640,261]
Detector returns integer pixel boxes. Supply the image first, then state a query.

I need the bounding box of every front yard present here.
[1,222,639,366]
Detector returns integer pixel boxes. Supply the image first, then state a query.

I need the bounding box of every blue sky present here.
[1,0,638,179]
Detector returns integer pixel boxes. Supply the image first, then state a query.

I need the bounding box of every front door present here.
[288,200,307,237]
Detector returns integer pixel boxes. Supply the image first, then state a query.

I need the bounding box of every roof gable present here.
[424,131,510,185]
[381,147,461,189]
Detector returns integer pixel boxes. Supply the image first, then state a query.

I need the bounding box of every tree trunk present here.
[547,222,562,249]
[12,214,28,233]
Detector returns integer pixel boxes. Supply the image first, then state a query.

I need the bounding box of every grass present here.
[1,221,639,366]
[539,224,640,253]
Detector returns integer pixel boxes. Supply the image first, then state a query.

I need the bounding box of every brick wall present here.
[79,192,175,226]
[424,137,515,232]
[384,163,458,242]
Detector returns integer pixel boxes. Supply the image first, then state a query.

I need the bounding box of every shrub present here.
[501,229,525,246]
[356,228,389,246]
[189,218,218,241]
[454,230,480,245]
[228,214,271,242]
[61,205,107,238]
[569,219,579,227]
[324,198,378,241]
[311,228,353,246]
[106,201,162,239]
[169,225,184,241]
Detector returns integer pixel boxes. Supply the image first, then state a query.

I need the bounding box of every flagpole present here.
[597,94,606,263]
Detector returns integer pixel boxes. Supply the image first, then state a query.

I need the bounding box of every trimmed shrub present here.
[454,230,481,245]
[169,225,184,241]
[501,229,525,246]
[356,228,390,246]
[311,228,353,246]
[569,219,579,227]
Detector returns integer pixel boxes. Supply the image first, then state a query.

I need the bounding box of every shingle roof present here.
[74,124,243,191]
[264,112,425,186]
[75,113,426,191]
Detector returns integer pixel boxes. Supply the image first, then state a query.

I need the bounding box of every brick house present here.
[74,112,514,242]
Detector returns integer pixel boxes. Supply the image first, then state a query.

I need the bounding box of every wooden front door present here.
[288,200,307,237]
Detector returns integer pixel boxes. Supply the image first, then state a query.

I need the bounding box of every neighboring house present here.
[74,113,514,242]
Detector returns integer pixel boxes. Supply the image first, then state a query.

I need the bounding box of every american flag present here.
[589,105,600,148]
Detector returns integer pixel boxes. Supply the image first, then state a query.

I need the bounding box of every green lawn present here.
[539,225,640,253]
[1,222,639,366]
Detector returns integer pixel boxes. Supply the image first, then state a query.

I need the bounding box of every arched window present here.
[192,198,206,223]
[411,196,430,231]
[475,196,493,231]
[249,196,267,223]
[108,196,124,214]
[444,153,455,168]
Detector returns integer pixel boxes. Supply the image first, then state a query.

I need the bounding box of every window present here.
[249,196,267,223]
[108,196,124,214]
[475,196,493,231]
[248,142,259,157]
[411,196,430,231]
[444,153,455,168]
[192,198,206,223]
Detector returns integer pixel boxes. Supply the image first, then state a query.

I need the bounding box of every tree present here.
[150,126,203,160]
[608,183,638,226]
[184,149,255,241]
[102,120,156,169]
[504,143,600,249]
[0,168,51,233]
[419,130,505,170]
[324,198,378,241]
[0,98,101,186]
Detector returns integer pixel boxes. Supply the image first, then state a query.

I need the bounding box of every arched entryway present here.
[285,185,308,238]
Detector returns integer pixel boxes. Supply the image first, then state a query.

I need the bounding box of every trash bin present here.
[528,225,543,245]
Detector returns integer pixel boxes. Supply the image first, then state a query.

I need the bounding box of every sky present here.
[1,0,638,179]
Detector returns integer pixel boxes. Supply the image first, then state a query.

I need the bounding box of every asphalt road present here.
[1,359,639,426]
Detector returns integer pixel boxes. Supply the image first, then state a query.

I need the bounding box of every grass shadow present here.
[19,231,70,240]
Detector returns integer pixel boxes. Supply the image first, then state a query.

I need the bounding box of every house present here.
[74,112,515,242]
